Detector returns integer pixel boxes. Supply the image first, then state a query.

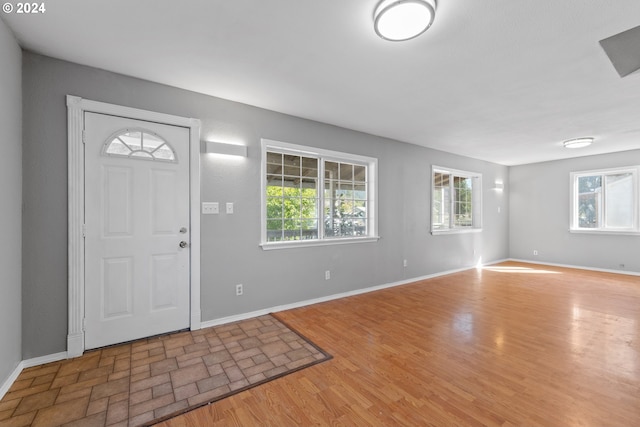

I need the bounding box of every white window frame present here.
[569,166,640,235]
[431,165,483,235]
[260,138,379,250]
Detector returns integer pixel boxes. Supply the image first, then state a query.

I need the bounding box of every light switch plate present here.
[226,202,234,214]
[202,202,219,214]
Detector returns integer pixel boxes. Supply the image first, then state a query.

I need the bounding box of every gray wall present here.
[22,52,509,358]
[0,18,22,384]
[510,150,640,272]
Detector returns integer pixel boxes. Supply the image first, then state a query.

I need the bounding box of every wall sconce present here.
[204,141,248,157]
[494,181,504,190]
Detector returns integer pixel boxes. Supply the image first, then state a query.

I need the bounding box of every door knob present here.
[179,241,188,248]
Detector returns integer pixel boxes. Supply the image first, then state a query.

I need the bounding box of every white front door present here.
[84,112,191,349]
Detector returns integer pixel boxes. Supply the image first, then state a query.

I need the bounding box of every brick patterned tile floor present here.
[0,315,330,427]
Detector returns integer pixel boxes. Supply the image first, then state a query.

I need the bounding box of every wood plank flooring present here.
[158,262,640,426]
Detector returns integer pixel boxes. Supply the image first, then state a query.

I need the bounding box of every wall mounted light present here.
[494,181,504,190]
[563,137,594,149]
[204,141,248,157]
[374,0,437,42]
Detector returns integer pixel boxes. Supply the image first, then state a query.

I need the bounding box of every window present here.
[570,166,639,234]
[103,129,176,162]
[432,166,482,233]
[261,139,378,249]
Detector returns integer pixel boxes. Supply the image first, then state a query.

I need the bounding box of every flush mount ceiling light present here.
[374,0,437,41]
[563,137,594,149]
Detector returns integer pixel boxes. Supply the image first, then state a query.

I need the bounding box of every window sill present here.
[569,228,640,236]
[260,236,380,250]
[431,228,482,235]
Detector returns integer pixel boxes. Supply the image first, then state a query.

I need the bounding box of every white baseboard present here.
[201,260,507,330]
[0,351,68,400]
[0,361,24,400]
[22,352,68,369]
[67,333,83,358]
[507,258,640,276]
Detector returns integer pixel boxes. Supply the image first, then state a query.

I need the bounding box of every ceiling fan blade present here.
[599,24,640,77]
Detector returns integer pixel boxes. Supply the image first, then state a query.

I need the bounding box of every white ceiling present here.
[4,0,640,165]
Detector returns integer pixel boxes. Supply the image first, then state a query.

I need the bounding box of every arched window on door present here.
[103,129,177,162]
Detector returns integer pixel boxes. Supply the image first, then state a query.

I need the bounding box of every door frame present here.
[66,95,202,357]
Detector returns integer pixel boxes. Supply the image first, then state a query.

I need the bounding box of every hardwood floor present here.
[158,261,640,426]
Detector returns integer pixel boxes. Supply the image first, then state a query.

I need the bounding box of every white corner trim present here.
[0,352,68,400]
[201,261,504,330]
[189,117,202,331]
[66,96,202,356]
[67,95,85,358]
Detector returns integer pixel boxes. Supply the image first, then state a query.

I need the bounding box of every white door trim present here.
[66,95,202,357]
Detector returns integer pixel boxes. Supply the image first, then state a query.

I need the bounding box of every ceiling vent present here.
[599,24,640,78]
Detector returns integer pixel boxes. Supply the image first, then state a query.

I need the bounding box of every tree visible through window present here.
[266,152,319,241]
[324,161,367,238]
[571,167,639,232]
[432,167,482,233]
[262,140,378,247]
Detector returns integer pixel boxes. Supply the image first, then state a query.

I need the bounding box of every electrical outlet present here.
[325,270,330,280]
[403,259,408,268]
[235,284,243,296]
[226,202,234,214]
[533,250,538,256]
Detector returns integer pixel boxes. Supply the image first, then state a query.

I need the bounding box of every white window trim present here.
[431,165,483,235]
[569,166,640,235]
[260,138,379,250]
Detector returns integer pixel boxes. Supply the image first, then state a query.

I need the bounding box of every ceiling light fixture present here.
[374,0,437,42]
[562,137,594,149]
